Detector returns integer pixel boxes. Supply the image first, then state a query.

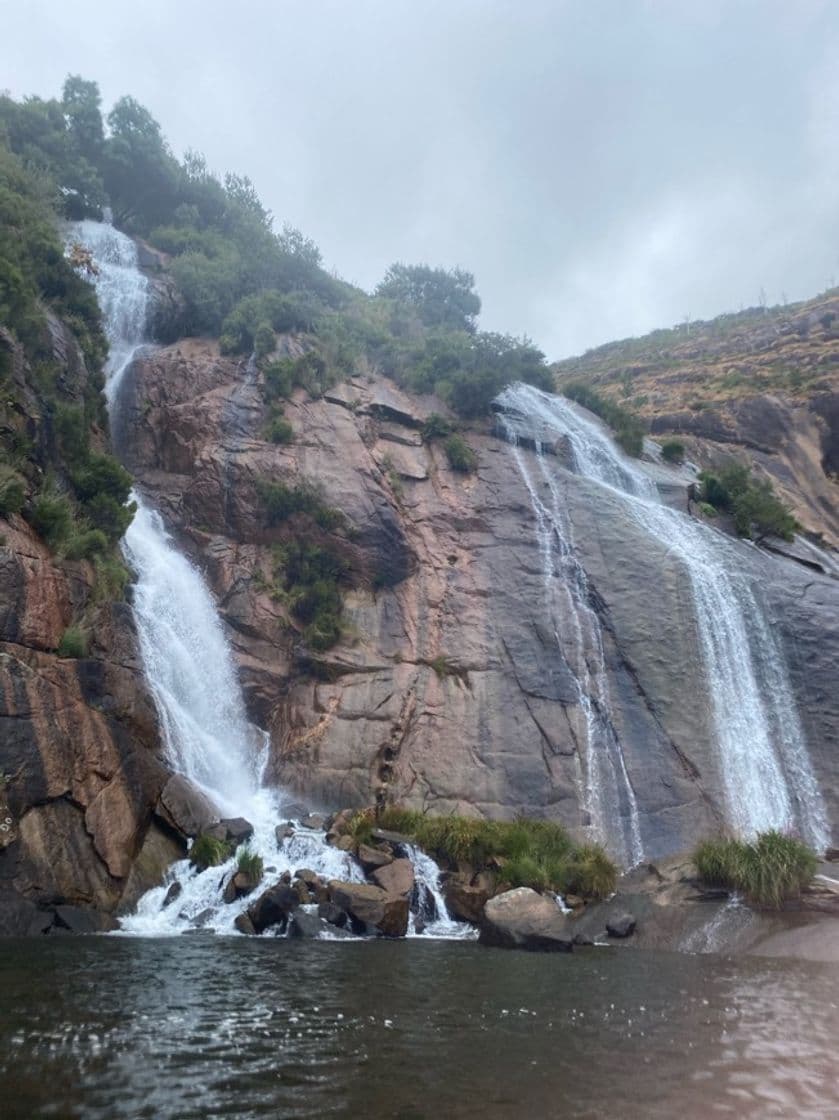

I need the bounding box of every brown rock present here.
[442,877,490,923]
[328,880,409,937]
[371,858,414,898]
[357,844,394,874]
[478,888,573,952]
[157,775,220,839]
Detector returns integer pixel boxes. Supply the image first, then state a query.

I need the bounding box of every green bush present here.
[30,490,74,547]
[63,528,109,560]
[421,413,453,441]
[257,478,344,530]
[189,833,233,871]
[265,414,294,445]
[0,466,25,516]
[563,382,646,457]
[254,322,275,360]
[660,440,685,464]
[693,831,818,908]
[444,434,478,473]
[699,463,796,543]
[57,624,88,658]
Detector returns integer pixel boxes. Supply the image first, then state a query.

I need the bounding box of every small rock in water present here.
[318,901,349,929]
[204,817,254,846]
[275,823,295,846]
[606,913,637,939]
[234,912,256,936]
[300,813,326,831]
[162,881,182,909]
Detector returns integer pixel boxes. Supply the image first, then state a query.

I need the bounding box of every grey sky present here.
[3,0,839,359]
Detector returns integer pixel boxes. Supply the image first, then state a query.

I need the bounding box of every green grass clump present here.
[0,466,25,516]
[57,624,88,658]
[693,831,818,908]
[346,808,376,846]
[376,808,616,900]
[63,528,109,560]
[189,834,233,871]
[236,846,264,883]
[660,439,685,464]
[443,434,477,473]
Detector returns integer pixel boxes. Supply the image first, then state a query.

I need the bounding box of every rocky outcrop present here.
[116,341,839,863]
[478,887,573,951]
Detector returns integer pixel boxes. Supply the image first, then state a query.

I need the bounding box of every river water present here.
[2,938,837,1120]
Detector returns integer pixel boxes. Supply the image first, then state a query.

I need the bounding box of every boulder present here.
[288,909,326,939]
[357,844,394,874]
[370,828,412,848]
[318,901,349,928]
[223,870,259,904]
[204,817,254,846]
[442,876,490,923]
[162,881,182,908]
[52,905,118,934]
[606,913,637,939]
[234,912,256,936]
[328,880,409,937]
[371,858,415,898]
[325,809,354,844]
[156,775,219,839]
[478,888,573,952]
[275,823,295,845]
[247,882,300,934]
[300,813,326,831]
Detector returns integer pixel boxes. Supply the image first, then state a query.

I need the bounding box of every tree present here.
[376,263,481,333]
[61,75,103,163]
[103,96,179,228]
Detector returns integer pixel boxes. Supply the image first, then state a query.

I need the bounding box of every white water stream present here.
[73,220,467,937]
[496,383,830,856]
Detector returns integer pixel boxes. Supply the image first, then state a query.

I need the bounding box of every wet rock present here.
[334,835,355,853]
[357,844,394,874]
[234,912,256,936]
[370,828,412,849]
[247,882,299,934]
[191,907,215,928]
[223,871,258,904]
[288,908,326,939]
[324,809,354,844]
[204,817,254,846]
[318,901,349,928]
[573,931,597,947]
[607,913,637,939]
[300,813,326,831]
[162,881,182,908]
[294,868,323,889]
[52,905,118,934]
[478,888,573,952]
[328,880,409,937]
[442,876,490,923]
[292,879,312,905]
[371,858,414,898]
[157,775,219,839]
[275,823,295,845]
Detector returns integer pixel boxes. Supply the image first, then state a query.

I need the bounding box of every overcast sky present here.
[3,0,839,359]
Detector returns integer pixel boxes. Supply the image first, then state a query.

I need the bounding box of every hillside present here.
[554,294,839,547]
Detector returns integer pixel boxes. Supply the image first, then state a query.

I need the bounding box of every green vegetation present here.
[236,846,264,883]
[272,537,352,651]
[0,466,25,516]
[563,382,646,456]
[257,478,344,531]
[421,413,453,441]
[693,831,818,908]
[443,434,478,473]
[699,463,797,542]
[57,624,88,658]
[265,411,294,445]
[660,439,686,464]
[353,808,617,900]
[189,834,233,871]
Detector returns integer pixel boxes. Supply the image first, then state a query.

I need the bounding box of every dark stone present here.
[234,912,256,936]
[606,913,637,939]
[288,909,326,939]
[370,828,412,848]
[442,875,490,923]
[52,905,118,934]
[275,823,295,845]
[204,817,253,846]
[191,908,216,928]
[300,813,326,831]
[318,901,349,928]
[247,883,299,934]
[328,881,409,937]
[357,844,394,874]
[162,881,182,908]
[223,871,258,904]
[572,931,597,947]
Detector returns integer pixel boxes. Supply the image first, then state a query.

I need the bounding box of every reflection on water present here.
[1,938,837,1119]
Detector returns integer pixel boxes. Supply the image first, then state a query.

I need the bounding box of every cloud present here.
[2,0,838,357]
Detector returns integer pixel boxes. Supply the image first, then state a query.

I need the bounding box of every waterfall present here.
[71,220,464,937]
[496,381,830,855]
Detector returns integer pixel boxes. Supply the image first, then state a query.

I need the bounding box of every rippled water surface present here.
[1,938,838,1119]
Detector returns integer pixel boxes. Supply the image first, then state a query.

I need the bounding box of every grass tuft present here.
[189,833,233,871]
[236,846,264,883]
[693,830,818,908]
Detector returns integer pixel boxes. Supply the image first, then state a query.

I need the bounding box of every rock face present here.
[0,325,178,934]
[478,887,573,952]
[113,340,839,864]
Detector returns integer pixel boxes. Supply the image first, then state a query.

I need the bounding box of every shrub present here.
[443,434,477,473]
[421,413,453,441]
[30,490,73,547]
[257,478,344,530]
[693,831,818,908]
[266,414,294,445]
[189,833,233,871]
[254,322,275,360]
[63,528,109,560]
[57,624,88,658]
[699,464,796,543]
[660,440,685,464]
[0,466,25,516]
[563,383,646,458]
[236,846,264,883]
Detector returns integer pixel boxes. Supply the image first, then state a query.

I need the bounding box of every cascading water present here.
[71,219,468,938]
[496,382,830,855]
